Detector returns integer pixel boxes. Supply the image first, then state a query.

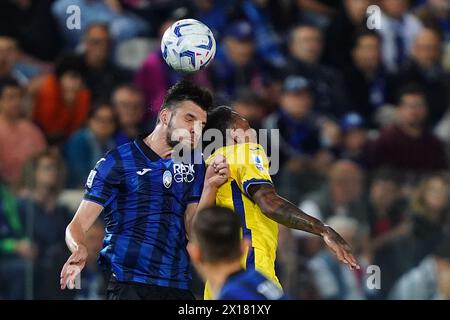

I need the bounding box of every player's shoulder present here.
[98,142,135,167]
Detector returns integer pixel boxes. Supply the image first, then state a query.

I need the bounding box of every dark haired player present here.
[188,206,288,300]
[60,81,229,300]
[202,106,359,299]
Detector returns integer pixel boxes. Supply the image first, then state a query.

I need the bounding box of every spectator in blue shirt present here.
[64,103,117,188]
[263,76,321,164]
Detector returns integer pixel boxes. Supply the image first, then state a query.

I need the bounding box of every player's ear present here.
[159,108,171,126]
[187,242,202,263]
[229,128,239,144]
[241,238,251,256]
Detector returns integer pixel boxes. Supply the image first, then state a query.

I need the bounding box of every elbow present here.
[258,197,278,219]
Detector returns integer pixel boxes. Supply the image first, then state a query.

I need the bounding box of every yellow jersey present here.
[204,143,280,299]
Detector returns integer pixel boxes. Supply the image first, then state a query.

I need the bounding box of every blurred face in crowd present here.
[397,93,428,128]
[225,37,255,66]
[344,0,370,24]
[289,26,323,64]
[329,161,364,206]
[412,29,442,69]
[113,87,145,129]
[381,0,409,19]
[35,155,59,191]
[194,0,214,10]
[344,128,368,153]
[423,177,449,213]
[352,35,381,73]
[280,89,313,120]
[162,101,207,149]
[330,220,359,249]
[84,24,110,68]
[370,178,400,213]
[60,71,84,104]
[89,105,116,142]
[429,0,450,12]
[0,85,22,119]
[0,37,18,77]
[233,101,265,129]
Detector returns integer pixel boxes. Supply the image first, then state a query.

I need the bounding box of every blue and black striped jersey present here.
[217,269,288,300]
[84,138,205,290]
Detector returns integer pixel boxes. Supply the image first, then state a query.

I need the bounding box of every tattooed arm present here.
[248,184,360,269]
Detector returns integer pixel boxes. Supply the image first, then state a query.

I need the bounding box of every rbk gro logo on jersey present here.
[173,164,195,183]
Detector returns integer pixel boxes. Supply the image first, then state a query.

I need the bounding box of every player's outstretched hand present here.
[322,226,360,270]
[60,244,88,290]
[206,154,230,189]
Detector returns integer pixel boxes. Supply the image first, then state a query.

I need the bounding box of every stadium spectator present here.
[373,174,449,298]
[188,0,230,38]
[135,18,211,118]
[414,0,450,42]
[112,84,147,146]
[64,103,117,188]
[338,112,369,167]
[367,169,409,241]
[232,89,267,131]
[79,23,131,102]
[309,215,367,300]
[369,84,448,174]
[323,0,370,68]
[31,54,91,145]
[0,182,35,299]
[0,36,28,84]
[234,0,286,67]
[210,20,264,101]
[387,28,450,125]
[299,160,369,227]
[0,77,46,188]
[0,0,62,62]
[343,30,388,126]
[389,232,450,299]
[296,0,342,28]
[284,24,349,117]
[263,76,321,164]
[377,0,424,72]
[51,0,149,49]
[18,150,73,299]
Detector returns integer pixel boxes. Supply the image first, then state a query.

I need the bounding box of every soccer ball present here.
[161,19,216,73]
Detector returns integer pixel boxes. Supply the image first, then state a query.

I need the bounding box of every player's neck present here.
[145,125,172,158]
[204,261,243,298]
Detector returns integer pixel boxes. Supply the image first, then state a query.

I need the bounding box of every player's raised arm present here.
[185,154,230,237]
[248,184,360,270]
[60,200,103,289]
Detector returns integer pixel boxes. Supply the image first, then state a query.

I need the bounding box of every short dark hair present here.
[204,105,234,146]
[54,53,86,80]
[161,80,213,112]
[21,148,66,192]
[192,206,242,263]
[0,77,21,97]
[370,167,401,186]
[289,23,321,44]
[233,89,265,107]
[395,83,427,105]
[84,22,110,39]
[352,29,381,50]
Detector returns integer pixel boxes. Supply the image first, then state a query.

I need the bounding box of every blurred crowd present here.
[0,0,449,300]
